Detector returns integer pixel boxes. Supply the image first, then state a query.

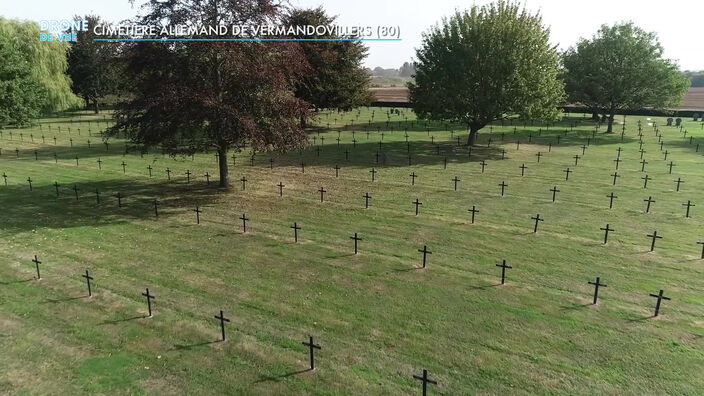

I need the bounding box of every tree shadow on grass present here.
[0,177,223,233]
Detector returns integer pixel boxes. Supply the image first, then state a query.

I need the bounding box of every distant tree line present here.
[367,62,416,78]
[682,70,704,87]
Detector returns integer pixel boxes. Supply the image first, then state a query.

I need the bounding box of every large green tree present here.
[109,0,310,187]
[0,18,80,125]
[563,23,690,132]
[283,7,372,125]
[409,1,564,146]
[67,15,124,113]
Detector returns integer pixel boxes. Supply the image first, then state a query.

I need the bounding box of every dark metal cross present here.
[32,255,41,280]
[214,310,230,341]
[413,368,437,396]
[674,177,684,192]
[121,161,126,173]
[83,270,94,297]
[291,222,301,243]
[663,150,669,160]
[204,172,211,185]
[498,181,508,197]
[370,167,377,182]
[350,233,362,254]
[142,288,155,317]
[333,164,340,178]
[410,172,417,185]
[573,154,581,166]
[649,289,670,317]
[166,168,171,181]
[27,177,33,191]
[278,182,285,197]
[604,192,617,209]
[301,162,306,173]
[115,192,124,208]
[563,168,572,181]
[683,200,695,218]
[302,335,321,370]
[697,240,704,259]
[193,206,202,224]
[667,161,675,174]
[418,245,432,268]
[363,192,371,209]
[318,187,326,202]
[496,259,512,284]
[413,199,422,215]
[185,169,192,183]
[240,176,247,190]
[646,230,662,251]
[641,174,651,188]
[480,160,487,173]
[153,199,159,217]
[550,186,559,202]
[53,181,60,196]
[644,196,655,213]
[587,277,607,304]
[147,165,153,178]
[535,151,542,163]
[531,214,544,233]
[468,206,479,224]
[239,213,249,232]
[613,157,621,170]
[452,176,460,191]
[519,163,528,176]
[600,224,614,244]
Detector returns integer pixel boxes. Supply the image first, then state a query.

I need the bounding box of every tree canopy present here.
[409,1,564,145]
[563,23,690,132]
[67,15,124,113]
[108,0,310,187]
[283,6,372,121]
[0,18,80,126]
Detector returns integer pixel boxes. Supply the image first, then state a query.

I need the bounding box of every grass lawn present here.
[1,108,703,394]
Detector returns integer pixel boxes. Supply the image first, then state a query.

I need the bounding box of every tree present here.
[409,1,564,146]
[283,7,372,125]
[398,61,415,77]
[108,0,310,188]
[0,18,80,125]
[67,15,124,113]
[563,23,690,133]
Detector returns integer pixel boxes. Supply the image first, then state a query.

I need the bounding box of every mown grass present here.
[1,108,703,394]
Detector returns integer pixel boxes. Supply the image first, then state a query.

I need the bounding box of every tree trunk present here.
[606,108,616,133]
[93,99,99,114]
[218,147,229,187]
[591,112,599,121]
[466,124,480,146]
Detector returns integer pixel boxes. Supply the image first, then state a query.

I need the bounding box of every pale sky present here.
[3,0,702,70]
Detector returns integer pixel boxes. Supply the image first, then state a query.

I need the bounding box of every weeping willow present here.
[0,18,81,125]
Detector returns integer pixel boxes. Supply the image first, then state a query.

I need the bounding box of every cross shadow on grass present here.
[170,340,221,351]
[0,278,34,285]
[43,295,88,303]
[253,368,312,384]
[98,314,148,325]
